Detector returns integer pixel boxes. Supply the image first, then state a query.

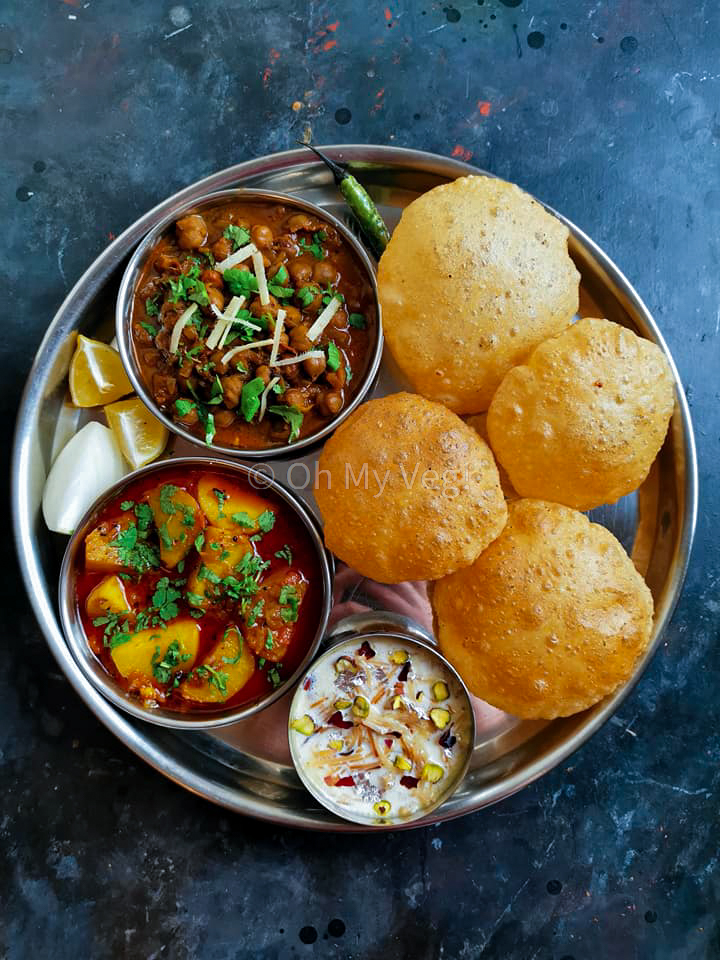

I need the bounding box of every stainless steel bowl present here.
[58,456,333,730]
[288,612,476,827]
[115,188,383,458]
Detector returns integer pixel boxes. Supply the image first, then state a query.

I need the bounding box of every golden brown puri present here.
[431,499,654,719]
[464,413,517,501]
[486,317,675,511]
[377,175,580,414]
[315,392,507,583]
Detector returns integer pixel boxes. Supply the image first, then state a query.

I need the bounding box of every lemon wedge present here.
[104,396,169,468]
[69,334,133,407]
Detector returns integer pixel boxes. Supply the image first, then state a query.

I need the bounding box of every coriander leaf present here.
[346,364,353,382]
[193,664,229,695]
[145,297,160,317]
[175,398,197,417]
[151,640,189,686]
[268,404,303,443]
[140,321,159,337]
[257,510,275,533]
[348,312,366,329]
[297,284,321,307]
[326,341,341,371]
[158,523,174,549]
[223,268,259,298]
[231,511,255,528]
[120,500,135,511]
[134,502,153,534]
[241,377,266,423]
[194,532,205,551]
[223,224,251,250]
[299,231,326,260]
[274,544,293,564]
[159,484,179,515]
[245,598,265,627]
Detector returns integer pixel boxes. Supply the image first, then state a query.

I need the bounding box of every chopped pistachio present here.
[389,649,409,665]
[352,695,370,718]
[392,695,404,710]
[432,680,450,702]
[333,697,352,710]
[429,707,451,730]
[291,714,316,736]
[335,656,355,674]
[421,762,444,784]
[393,755,412,771]
[373,800,392,817]
[329,738,344,751]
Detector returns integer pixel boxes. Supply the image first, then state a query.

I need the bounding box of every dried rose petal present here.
[328,711,353,729]
[302,676,313,691]
[335,776,355,787]
[400,775,419,789]
[358,640,376,659]
[384,738,393,749]
[398,662,411,682]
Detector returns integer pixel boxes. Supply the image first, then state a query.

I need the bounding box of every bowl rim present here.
[58,455,334,730]
[114,186,383,459]
[287,629,477,826]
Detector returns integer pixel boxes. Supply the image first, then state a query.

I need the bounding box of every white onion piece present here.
[42,422,127,535]
[215,243,258,272]
[252,250,270,306]
[169,303,198,354]
[221,339,274,366]
[50,401,83,464]
[306,296,342,342]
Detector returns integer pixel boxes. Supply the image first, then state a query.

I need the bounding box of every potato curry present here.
[75,466,322,711]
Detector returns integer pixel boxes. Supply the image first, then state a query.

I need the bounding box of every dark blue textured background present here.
[2,2,718,958]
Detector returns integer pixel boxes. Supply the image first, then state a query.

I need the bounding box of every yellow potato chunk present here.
[197,473,271,532]
[85,516,133,573]
[85,575,131,619]
[180,625,255,704]
[145,483,205,569]
[186,527,253,608]
[110,618,200,686]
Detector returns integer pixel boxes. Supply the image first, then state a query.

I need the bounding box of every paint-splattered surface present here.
[1,1,719,957]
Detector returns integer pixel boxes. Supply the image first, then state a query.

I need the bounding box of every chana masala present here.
[130,199,377,449]
[75,466,324,712]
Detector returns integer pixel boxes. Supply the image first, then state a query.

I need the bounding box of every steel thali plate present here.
[11,145,698,830]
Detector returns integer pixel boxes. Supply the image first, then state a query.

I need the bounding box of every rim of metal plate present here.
[11,145,698,831]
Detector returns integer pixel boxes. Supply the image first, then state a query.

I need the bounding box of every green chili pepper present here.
[298,142,391,257]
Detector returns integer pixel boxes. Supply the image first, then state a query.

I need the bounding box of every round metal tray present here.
[12,145,698,831]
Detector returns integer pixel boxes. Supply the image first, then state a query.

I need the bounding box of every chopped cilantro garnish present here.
[223,224,251,250]
[151,577,182,622]
[246,598,264,627]
[92,611,131,649]
[194,532,205,551]
[213,488,228,517]
[151,640,191,686]
[223,268,259,298]
[134,502,153,534]
[299,231,326,260]
[159,484,179,515]
[268,404,303,443]
[257,510,275,533]
[175,398,196,417]
[120,500,134,511]
[140,321,159,337]
[274,544,293,564]
[193,664,229,695]
[348,312,366,329]
[158,523,174,550]
[186,590,207,607]
[264,630,274,650]
[279,584,299,623]
[231,511,255,528]
[112,523,160,573]
[145,297,160,317]
[346,364,353,382]
[297,284,321,308]
[268,666,283,688]
[268,265,295,299]
[241,377,266,422]
[326,341,341,371]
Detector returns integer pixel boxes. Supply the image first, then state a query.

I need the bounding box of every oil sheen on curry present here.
[74,466,323,712]
[131,200,377,449]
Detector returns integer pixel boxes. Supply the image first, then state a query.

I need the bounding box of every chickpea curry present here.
[131,200,377,449]
[75,466,323,712]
